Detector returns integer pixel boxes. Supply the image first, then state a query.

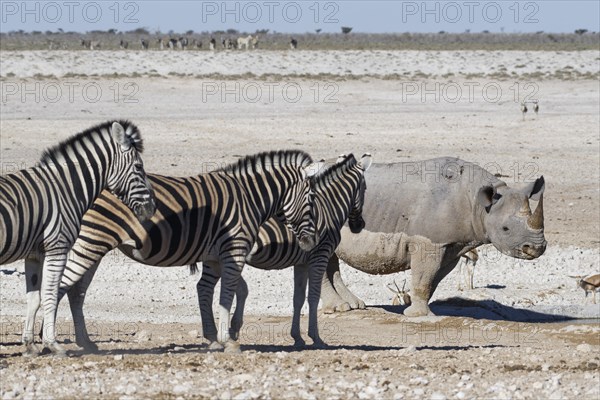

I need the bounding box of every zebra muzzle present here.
[349,217,366,234]
[298,231,318,252]
[134,200,156,221]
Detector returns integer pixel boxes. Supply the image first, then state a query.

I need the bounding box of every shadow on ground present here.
[373,297,578,322]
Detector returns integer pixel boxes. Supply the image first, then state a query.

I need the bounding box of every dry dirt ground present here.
[1,71,599,399]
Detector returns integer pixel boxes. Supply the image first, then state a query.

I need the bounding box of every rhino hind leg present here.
[321,254,354,313]
[332,265,366,310]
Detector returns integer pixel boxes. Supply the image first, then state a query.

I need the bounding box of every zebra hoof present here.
[311,339,327,349]
[78,341,99,354]
[208,341,224,351]
[293,338,306,349]
[22,343,40,357]
[224,341,241,354]
[45,341,67,357]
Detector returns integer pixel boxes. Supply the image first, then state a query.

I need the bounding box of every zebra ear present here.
[337,154,347,163]
[303,161,326,178]
[358,153,372,171]
[111,122,130,151]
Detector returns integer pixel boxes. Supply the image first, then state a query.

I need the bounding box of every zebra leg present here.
[23,258,43,356]
[40,252,68,356]
[197,262,222,350]
[217,257,245,353]
[230,276,248,341]
[291,265,308,347]
[307,261,327,348]
[65,263,100,352]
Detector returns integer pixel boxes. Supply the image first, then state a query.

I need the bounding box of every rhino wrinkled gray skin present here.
[322,157,546,317]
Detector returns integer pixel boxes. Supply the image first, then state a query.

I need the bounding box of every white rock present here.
[114,354,123,361]
[576,343,592,352]
[431,392,446,400]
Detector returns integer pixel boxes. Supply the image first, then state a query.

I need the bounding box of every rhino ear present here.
[526,176,545,201]
[358,153,372,171]
[477,186,497,213]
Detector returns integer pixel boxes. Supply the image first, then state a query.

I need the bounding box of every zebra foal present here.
[0,121,155,356]
[52,150,321,352]
[198,153,372,348]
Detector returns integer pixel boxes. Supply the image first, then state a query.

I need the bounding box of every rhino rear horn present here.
[527,193,544,230]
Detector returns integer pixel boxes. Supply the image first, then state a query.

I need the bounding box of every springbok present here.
[387,279,411,306]
[458,249,479,290]
[569,274,600,304]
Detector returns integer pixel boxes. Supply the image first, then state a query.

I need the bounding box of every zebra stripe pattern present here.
[56,150,321,352]
[198,153,372,347]
[0,120,154,356]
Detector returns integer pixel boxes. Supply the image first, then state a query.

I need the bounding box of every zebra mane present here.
[219,150,313,175]
[40,120,144,166]
[312,154,358,188]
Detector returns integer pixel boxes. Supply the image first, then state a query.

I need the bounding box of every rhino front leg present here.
[321,254,353,313]
[404,243,461,317]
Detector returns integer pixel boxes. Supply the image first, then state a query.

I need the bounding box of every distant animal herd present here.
[75,34,302,51]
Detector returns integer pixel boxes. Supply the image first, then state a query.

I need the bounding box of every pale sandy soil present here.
[0,50,599,399]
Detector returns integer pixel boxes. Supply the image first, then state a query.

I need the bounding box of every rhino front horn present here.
[527,193,544,230]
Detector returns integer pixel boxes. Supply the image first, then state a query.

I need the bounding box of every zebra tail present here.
[189,264,199,275]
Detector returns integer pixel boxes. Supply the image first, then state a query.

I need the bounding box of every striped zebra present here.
[197,153,372,348]
[53,150,321,352]
[0,121,155,356]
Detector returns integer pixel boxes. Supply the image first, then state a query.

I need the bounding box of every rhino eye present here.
[503,226,509,232]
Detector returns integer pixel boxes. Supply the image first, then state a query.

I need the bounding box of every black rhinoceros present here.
[321,157,546,317]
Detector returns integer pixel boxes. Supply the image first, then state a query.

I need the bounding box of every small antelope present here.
[387,279,411,306]
[570,274,600,304]
[458,249,479,290]
[520,102,528,120]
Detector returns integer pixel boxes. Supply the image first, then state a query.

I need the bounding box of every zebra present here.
[290,38,298,49]
[50,150,321,352]
[0,121,155,356]
[197,154,371,348]
[81,39,100,50]
[119,39,129,49]
[178,37,189,50]
[237,35,254,50]
[158,38,177,50]
[209,38,216,50]
[140,38,149,50]
[192,39,202,49]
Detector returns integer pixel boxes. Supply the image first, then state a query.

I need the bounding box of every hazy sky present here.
[1,1,599,34]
